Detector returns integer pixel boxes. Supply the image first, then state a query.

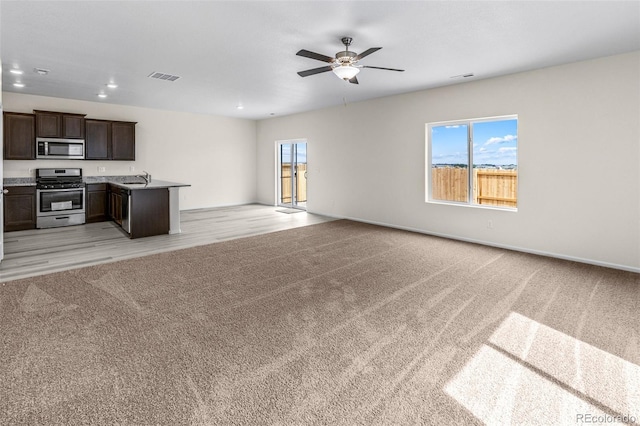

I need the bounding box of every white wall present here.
[3,93,257,210]
[257,52,640,272]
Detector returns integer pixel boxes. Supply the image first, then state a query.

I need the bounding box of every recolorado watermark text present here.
[576,413,637,424]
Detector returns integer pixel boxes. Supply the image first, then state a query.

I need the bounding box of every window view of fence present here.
[280,163,307,204]
[431,167,517,208]
[428,115,518,209]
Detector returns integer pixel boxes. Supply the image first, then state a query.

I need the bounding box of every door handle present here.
[2,189,8,195]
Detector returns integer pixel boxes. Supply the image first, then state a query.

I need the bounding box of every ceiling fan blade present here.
[296,49,335,63]
[354,47,381,61]
[297,66,333,77]
[348,76,359,85]
[361,66,405,72]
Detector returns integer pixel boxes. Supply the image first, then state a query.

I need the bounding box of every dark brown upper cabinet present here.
[85,119,111,160]
[85,119,136,161]
[35,111,60,137]
[62,114,85,138]
[35,110,86,139]
[111,121,136,161]
[3,112,36,160]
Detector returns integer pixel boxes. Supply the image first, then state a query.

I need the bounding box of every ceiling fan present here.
[296,37,404,84]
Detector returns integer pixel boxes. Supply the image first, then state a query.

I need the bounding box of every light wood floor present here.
[0,204,334,283]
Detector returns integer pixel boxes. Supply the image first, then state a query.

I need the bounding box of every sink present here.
[121,181,146,185]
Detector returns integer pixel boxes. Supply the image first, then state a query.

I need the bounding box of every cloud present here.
[472,145,517,165]
[445,125,461,129]
[485,134,517,145]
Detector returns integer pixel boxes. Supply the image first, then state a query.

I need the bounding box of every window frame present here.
[426,114,518,211]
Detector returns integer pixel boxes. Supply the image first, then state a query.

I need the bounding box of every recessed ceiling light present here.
[10,69,23,75]
[13,82,25,88]
[106,83,118,89]
[236,105,244,110]
[97,93,107,98]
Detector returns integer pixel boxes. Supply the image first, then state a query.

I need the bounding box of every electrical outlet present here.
[487,220,494,229]
[98,166,106,173]
[129,166,135,172]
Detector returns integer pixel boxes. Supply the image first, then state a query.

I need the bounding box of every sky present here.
[431,118,518,166]
[280,142,307,164]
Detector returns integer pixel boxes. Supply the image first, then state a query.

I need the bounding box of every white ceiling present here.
[1,1,639,120]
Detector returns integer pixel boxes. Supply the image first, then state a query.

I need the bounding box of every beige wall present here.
[2,93,257,210]
[4,52,638,271]
[256,51,640,271]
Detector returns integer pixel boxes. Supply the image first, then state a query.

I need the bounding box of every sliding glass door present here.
[278,141,307,210]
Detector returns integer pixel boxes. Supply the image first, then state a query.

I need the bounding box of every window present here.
[427,115,518,209]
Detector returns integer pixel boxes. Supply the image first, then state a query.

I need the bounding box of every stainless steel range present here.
[36,168,86,228]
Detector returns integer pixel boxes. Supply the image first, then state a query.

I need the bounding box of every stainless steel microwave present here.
[36,138,85,160]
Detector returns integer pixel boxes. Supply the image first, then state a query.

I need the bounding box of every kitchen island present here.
[85,177,190,239]
[3,175,190,238]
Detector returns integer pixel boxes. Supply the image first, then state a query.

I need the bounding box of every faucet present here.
[137,171,151,183]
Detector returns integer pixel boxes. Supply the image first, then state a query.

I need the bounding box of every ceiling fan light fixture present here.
[333,65,360,80]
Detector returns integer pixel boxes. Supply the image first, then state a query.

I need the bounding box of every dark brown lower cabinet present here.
[4,186,36,232]
[108,185,123,226]
[86,183,109,223]
[4,184,169,238]
[130,188,169,239]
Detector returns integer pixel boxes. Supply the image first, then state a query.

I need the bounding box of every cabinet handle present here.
[2,189,8,195]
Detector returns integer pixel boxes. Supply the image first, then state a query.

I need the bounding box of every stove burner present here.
[36,182,86,190]
[35,167,85,190]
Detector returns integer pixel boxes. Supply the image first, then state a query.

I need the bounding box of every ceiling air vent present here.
[450,73,475,79]
[148,72,181,82]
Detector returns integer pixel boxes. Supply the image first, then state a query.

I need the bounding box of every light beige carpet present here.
[1,220,638,425]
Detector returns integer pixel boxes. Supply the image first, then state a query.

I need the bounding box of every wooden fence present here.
[431,167,469,202]
[431,167,517,208]
[280,163,307,204]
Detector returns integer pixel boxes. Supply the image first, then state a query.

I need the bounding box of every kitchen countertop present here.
[3,175,189,189]
[106,179,190,190]
[3,177,36,187]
